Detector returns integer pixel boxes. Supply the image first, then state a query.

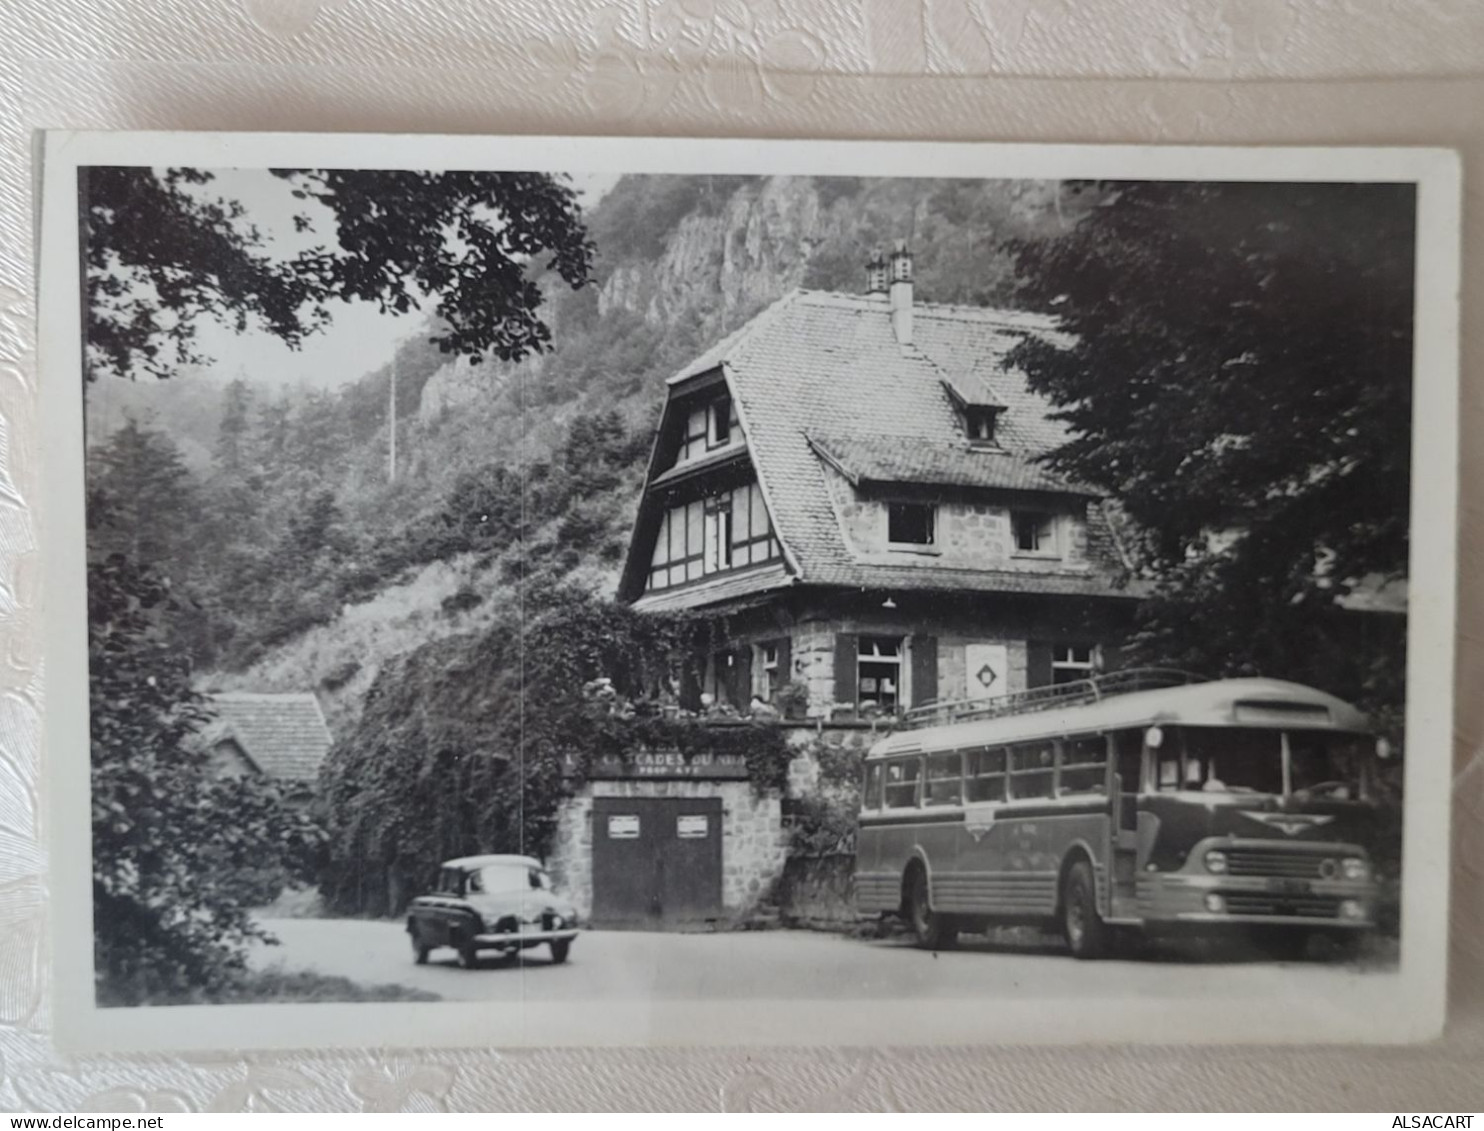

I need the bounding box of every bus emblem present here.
[1242,812,1335,837]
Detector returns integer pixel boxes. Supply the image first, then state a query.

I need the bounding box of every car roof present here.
[441,854,544,871]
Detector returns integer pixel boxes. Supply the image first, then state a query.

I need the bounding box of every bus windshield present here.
[1158,726,1367,799]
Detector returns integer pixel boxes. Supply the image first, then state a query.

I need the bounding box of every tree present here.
[88,548,324,1004]
[1010,181,1415,714]
[88,417,201,569]
[82,167,593,382]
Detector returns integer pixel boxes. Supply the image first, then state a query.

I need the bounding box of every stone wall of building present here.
[820,460,1090,571]
[788,619,838,717]
[936,634,1031,703]
[547,778,789,923]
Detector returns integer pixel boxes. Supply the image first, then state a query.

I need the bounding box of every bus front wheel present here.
[1061,859,1109,960]
[905,865,958,951]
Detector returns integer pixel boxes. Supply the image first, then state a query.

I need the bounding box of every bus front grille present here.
[1225,849,1326,879]
[1221,892,1341,918]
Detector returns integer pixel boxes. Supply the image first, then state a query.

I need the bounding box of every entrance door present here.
[1108,730,1143,919]
[591,797,723,929]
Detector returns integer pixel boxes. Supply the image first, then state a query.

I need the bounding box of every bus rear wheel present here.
[905,865,958,951]
[1061,859,1109,960]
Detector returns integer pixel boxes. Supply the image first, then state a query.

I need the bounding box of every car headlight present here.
[1204,850,1229,875]
[1341,857,1370,882]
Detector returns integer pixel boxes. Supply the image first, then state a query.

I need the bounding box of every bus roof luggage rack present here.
[901,667,1203,729]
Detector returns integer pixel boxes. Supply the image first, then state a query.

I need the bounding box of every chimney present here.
[889,239,913,345]
[865,247,888,296]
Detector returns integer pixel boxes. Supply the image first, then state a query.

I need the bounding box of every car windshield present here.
[1156,726,1366,798]
[466,864,550,895]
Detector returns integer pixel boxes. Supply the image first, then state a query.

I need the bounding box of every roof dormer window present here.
[887,501,936,547]
[965,406,998,445]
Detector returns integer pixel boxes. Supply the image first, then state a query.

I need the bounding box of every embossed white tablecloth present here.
[4,0,1484,1112]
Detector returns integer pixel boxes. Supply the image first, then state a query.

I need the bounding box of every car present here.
[406,854,580,968]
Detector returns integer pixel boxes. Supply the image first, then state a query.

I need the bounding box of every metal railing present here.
[900,667,1203,730]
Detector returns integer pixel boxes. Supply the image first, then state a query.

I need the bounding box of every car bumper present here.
[471,928,579,947]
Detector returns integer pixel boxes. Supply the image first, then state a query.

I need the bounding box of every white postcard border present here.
[37,131,1461,1053]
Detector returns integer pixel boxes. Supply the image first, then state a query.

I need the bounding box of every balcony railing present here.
[900,667,1202,730]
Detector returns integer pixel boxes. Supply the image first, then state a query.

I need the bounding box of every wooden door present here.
[590,797,724,929]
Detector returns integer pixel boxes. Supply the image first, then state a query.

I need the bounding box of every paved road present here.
[248,918,1395,1004]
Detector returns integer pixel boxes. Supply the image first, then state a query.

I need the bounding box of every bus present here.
[854,670,1390,959]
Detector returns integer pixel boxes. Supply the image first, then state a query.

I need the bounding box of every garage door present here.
[590,797,723,930]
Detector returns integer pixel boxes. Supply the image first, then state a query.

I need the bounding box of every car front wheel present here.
[549,939,571,965]
[409,924,431,966]
[458,935,480,969]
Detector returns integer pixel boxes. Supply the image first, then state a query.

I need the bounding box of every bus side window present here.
[925,752,963,807]
[967,747,1006,802]
[883,758,922,809]
[1008,741,1055,800]
[1059,735,1108,795]
[862,763,884,810]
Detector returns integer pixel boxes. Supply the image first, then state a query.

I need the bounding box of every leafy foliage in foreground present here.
[83,166,593,382]
[318,588,793,917]
[1011,181,1415,726]
[89,548,325,1005]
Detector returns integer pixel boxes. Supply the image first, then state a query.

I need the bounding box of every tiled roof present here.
[630,562,795,613]
[201,693,333,782]
[623,289,1128,604]
[807,430,1095,496]
[805,562,1148,599]
[648,440,749,489]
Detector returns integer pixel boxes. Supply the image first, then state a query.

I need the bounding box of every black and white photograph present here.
[38,134,1459,1051]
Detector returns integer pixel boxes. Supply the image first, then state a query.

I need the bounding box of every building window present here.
[646,480,780,591]
[1012,511,1058,555]
[965,407,997,443]
[703,498,733,572]
[754,642,780,700]
[708,395,732,448]
[1051,644,1097,685]
[675,395,737,464]
[858,636,903,712]
[887,502,935,546]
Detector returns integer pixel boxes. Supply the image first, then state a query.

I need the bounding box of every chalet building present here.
[199,691,333,803]
[550,246,1146,932]
[617,244,1141,720]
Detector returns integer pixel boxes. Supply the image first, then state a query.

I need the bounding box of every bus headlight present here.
[1341,857,1370,882]
[1204,850,1229,875]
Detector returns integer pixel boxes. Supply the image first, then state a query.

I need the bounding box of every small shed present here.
[200,692,333,798]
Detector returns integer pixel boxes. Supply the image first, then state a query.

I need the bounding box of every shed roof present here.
[201,692,333,782]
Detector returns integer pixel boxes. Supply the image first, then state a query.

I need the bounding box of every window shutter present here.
[731,646,753,706]
[774,635,792,696]
[911,634,938,707]
[833,633,858,708]
[1026,641,1054,689]
[1098,643,1123,673]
